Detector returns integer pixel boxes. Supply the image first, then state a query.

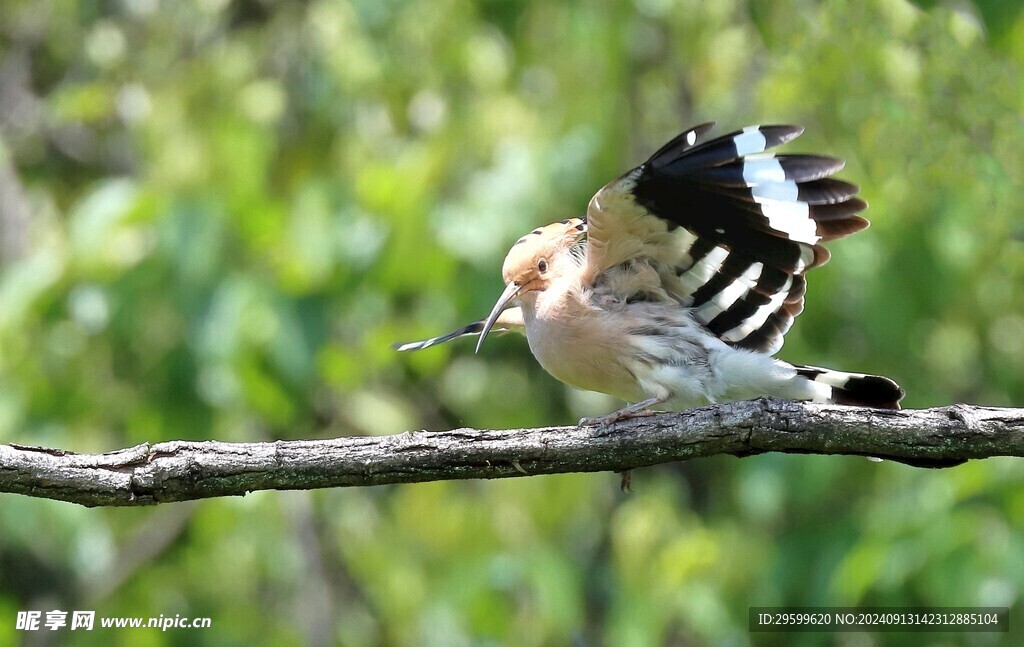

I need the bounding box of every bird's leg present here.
[619,469,633,493]
[578,396,667,495]
[578,395,667,428]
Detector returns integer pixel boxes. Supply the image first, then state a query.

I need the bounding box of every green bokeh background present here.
[1,0,1022,645]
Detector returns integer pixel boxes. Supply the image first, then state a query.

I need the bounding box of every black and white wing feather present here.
[585,123,868,355]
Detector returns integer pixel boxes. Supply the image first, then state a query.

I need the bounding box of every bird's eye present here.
[537,259,548,273]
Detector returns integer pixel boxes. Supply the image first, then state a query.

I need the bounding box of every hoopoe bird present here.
[396,123,904,428]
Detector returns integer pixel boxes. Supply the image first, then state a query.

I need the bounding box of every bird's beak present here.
[476,281,522,353]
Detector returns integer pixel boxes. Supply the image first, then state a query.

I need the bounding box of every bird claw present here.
[577,413,616,428]
[578,407,656,429]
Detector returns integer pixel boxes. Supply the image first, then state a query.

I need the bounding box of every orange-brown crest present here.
[501,218,587,286]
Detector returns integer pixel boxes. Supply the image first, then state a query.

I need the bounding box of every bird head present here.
[476,218,587,352]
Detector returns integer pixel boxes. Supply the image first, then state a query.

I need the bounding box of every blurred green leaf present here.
[0,0,1022,644]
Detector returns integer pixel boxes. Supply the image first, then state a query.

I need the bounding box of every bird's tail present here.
[794,364,904,409]
[793,363,966,468]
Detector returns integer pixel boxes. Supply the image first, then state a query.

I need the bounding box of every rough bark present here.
[1,399,1020,507]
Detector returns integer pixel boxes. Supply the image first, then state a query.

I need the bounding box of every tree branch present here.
[2,399,1021,507]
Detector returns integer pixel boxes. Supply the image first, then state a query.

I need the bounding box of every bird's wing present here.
[584,123,867,355]
[393,307,525,351]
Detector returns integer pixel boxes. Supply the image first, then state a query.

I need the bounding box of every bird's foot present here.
[578,408,656,428]
[577,396,665,429]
